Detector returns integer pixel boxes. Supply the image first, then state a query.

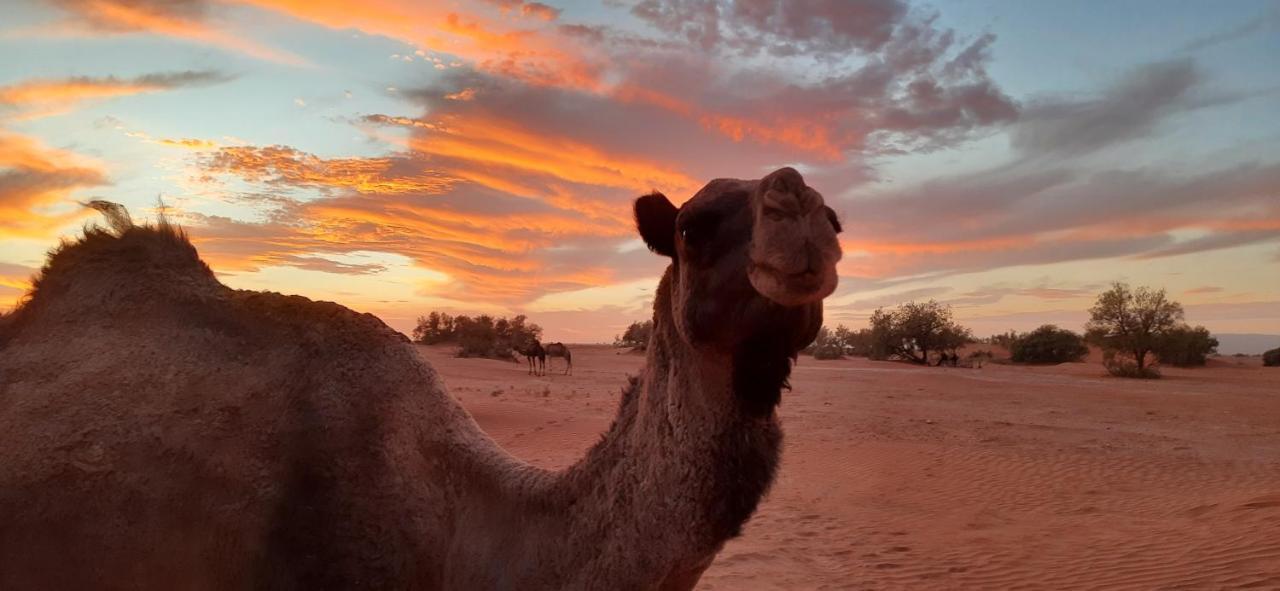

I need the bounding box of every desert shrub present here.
[867,300,971,364]
[1264,347,1280,367]
[804,324,871,359]
[1010,325,1088,364]
[414,311,541,360]
[1154,325,1218,367]
[807,327,845,360]
[614,320,654,350]
[1103,350,1161,379]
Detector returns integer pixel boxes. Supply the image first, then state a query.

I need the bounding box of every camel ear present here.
[635,192,678,257]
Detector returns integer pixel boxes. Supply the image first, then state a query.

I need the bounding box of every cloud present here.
[0,262,36,292]
[190,137,668,301]
[1180,7,1280,52]
[0,70,230,120]
[631,0,906,56]
[44,0,308,65]
[480,0,561,21]
[1185,286,1224,295]
[1011,59,1226,158]
[203,145,457,195]
[835,155,1280,282]
[0,131,108,239]
[217,0,1016,159]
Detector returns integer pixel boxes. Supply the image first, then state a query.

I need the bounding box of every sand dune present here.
[419,345,1280,590]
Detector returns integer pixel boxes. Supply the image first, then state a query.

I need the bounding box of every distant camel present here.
[518,340,546,376]
[544,342,572,375]
[0,166,842,589]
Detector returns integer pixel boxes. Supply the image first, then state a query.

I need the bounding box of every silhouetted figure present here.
[544,342,572,375]
[518,341,546,376]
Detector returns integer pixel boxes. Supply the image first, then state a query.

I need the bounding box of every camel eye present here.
[679,211,720,248]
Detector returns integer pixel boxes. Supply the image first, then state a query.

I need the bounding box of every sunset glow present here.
[2,0,1277,341]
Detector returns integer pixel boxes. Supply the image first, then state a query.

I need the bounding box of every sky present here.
[1,0,1278,343]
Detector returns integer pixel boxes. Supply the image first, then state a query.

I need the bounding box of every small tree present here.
[1085,283,1183,375]
[806,326,845,360]
[1154,325,1218,367]
[1263,347,1280,367]
[614,319,654,350]
[832,325,852,354]
[868,300,971,364]
[1010,325,1089,364]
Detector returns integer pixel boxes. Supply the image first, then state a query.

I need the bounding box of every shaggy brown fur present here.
[0,167,840,590]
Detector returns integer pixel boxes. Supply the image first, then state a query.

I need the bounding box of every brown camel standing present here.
[544,342,572,375]
[518,340,546,376]
[0,166,842,590]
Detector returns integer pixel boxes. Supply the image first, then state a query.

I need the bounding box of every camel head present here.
[635,167,843,357]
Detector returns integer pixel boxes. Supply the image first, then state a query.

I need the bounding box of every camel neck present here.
[438,305,784,587]
[542,313,782,584]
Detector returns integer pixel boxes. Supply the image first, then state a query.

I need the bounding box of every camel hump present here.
[16,207,220,321]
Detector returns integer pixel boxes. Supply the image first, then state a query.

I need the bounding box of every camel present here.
[0,166,842,590]
[518,340,546,376]
[544,342,572,375]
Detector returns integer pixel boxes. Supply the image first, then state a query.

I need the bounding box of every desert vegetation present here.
[1009,325,1089,364]
[796,284,1240,379]
[868,300,972,364]
[412,311,542,360]
[1264,347,1280,367]
[613,319,653,350]
[1154,325,1219,367]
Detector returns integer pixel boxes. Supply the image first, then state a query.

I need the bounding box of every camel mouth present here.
[748,260,837,307]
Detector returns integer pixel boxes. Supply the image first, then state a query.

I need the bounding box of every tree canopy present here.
[1085,283,1183,374]
[868,300,971,364]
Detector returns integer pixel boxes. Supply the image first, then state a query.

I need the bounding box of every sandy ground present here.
[419,345,1280,590]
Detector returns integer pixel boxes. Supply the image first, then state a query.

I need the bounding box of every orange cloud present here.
[840,235,1036,256]
[156,138,219,150]
[204,145,457,195]
[405,113,699,213]
[181,200,637,302]
[237,0,598,88]
[0,71,229,121]
[611,84,845,159]
[189,128,667,302]
[0,131,107,239]
[49,0,308,65]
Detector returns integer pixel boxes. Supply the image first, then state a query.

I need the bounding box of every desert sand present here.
[421,344,1280,590]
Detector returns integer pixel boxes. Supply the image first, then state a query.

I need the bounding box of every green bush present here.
[1010,325,1089,364]
[1264,347,1280,367]
[1154,325,1218,367]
